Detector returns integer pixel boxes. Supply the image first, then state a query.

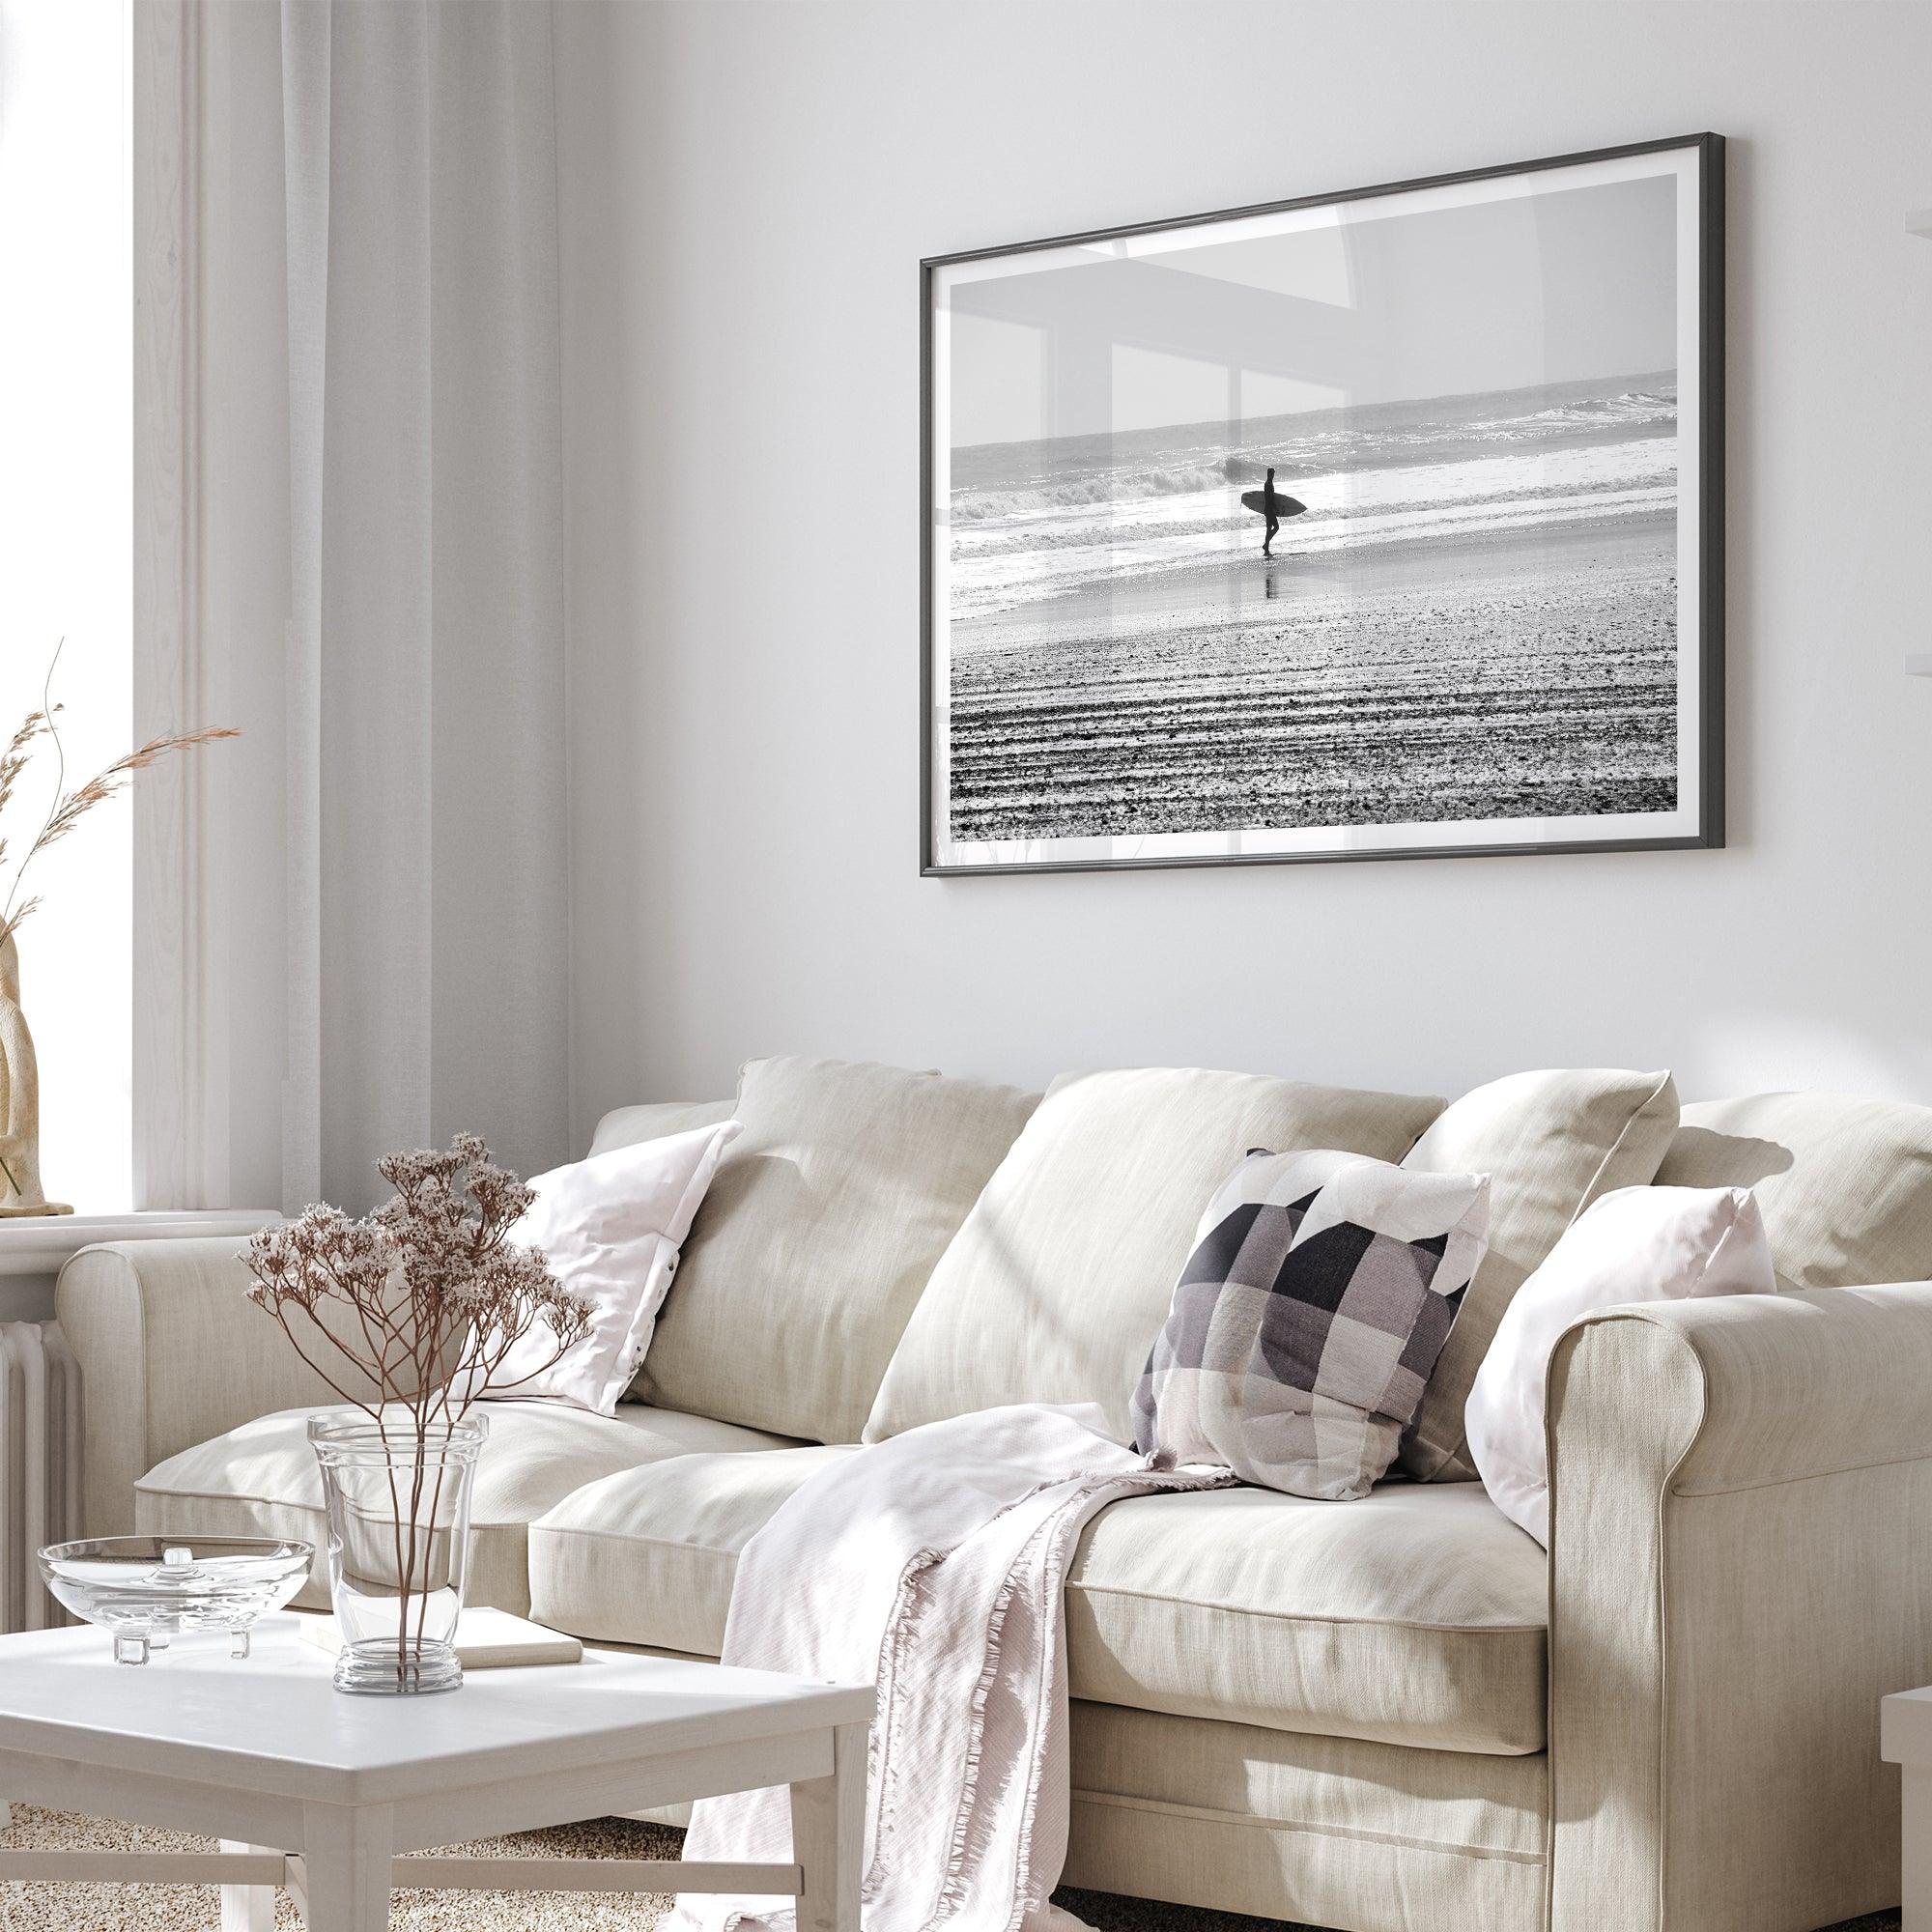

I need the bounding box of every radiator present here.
[0,1323,80,1633]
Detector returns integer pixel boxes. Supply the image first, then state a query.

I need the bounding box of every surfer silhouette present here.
[1240,468,1304,558]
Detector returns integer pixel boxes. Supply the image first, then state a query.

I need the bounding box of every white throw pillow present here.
[477,1120,741,1416]
[1465,1183,1776,1546]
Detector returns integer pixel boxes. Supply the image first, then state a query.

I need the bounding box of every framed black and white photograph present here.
[922,134,1722,875]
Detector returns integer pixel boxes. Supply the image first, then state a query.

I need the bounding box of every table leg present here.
[789,1720,866,1932]
[1906,1765,1930,1932]
[218,1840,277,1932]
[299,1803,392,1931]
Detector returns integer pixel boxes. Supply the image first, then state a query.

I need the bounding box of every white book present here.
[297,1607,583,1669]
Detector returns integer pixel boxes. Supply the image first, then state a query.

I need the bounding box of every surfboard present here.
[1241,489,1307,519]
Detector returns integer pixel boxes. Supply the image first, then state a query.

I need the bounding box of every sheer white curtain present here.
[140,1,569,1211]
[276,0,568,1208]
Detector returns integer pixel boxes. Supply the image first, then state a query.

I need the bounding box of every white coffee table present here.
[1883,1686,1931,1929]
[0,1618,872,1931]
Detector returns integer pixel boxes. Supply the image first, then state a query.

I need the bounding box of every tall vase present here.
[0,932,71,1217]
[306,1409,486,1694]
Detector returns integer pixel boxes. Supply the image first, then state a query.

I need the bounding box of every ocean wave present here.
[1516,391,1676,429]
[952,391,1676,524]
[952,455,1270,522]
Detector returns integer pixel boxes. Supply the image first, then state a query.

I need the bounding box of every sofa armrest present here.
[56,1238,384,1536]
[1546,1283,1932,1932]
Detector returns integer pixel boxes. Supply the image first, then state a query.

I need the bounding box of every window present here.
[0,0,134,1210]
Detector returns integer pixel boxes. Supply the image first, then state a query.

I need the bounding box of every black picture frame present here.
[921,132,1724,878]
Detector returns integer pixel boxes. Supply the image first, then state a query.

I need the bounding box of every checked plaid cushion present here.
[1131,1148,1489,1500]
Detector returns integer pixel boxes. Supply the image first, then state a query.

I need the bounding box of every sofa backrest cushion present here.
[590,1098,735,1155]
[862,1067,1445,1446]
[1398,1066,1680,1482]
[1655,1092,1932,1293]
[630,1056,1040,1442]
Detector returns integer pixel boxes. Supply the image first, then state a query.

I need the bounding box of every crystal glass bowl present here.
[39,1536,313,1664]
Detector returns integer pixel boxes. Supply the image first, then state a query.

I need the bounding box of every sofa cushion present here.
[632,1057,1041,1443]
[1398,1067,1679,1482]
[529,1444,856,1656]
[863,1069,1445,1446]
[134,1401,799,1619]
[1655,1092,1932,1293]
[590,1098,735,1155]
[528,1451,1546,1755]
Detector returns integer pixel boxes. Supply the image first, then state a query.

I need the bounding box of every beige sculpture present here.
[0,932,70,1217]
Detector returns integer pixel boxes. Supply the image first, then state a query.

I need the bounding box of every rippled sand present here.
[946,518,1677,842]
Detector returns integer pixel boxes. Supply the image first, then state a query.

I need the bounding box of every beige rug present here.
[0,1809,1264,1932]
[0,1807,1902,1932]
[0,1807,682,1932]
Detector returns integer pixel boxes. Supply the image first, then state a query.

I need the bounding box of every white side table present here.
[0,1619,872,1932]
[1882,1686,1932,1929]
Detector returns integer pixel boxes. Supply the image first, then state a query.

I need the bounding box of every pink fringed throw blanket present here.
[673,1404,1231,1932]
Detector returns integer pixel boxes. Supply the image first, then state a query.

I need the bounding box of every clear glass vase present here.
[306,1408,486,1695]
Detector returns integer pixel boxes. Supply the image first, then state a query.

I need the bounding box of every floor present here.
[0,1808,1905,1931]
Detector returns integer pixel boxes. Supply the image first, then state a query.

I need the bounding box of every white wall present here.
[554,0,1932,1139]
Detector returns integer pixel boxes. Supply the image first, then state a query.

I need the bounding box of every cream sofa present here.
[56,1059,1932,1932]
